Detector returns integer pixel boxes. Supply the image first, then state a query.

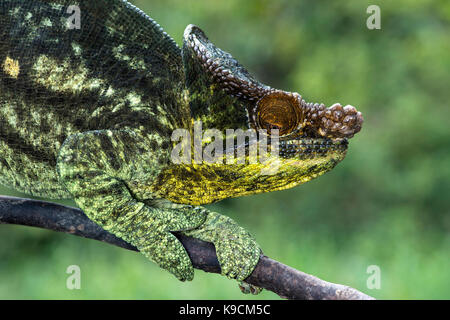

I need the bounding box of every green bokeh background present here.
[0,0,449,299]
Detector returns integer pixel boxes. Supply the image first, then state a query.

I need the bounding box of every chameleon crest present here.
[0,0,362,291]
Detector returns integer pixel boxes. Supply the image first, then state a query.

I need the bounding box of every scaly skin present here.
[0,0,363,289]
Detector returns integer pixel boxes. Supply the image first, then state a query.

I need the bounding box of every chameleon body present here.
[0,0,363,286]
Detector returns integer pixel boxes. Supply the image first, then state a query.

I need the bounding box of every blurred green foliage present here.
[0,0,449,299]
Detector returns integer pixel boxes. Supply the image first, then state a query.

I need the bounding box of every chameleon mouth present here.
[279,136,348,159]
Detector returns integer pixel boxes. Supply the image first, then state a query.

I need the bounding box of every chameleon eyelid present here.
[254,91,304,136]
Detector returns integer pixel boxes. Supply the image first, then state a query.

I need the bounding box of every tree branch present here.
[0,195,374,300]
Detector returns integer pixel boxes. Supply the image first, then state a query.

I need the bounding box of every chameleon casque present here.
[0,0,363,291]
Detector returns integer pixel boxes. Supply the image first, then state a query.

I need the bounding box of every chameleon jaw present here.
[278,136,348,160]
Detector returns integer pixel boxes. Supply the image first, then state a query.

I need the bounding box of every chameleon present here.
[0,0,363,291]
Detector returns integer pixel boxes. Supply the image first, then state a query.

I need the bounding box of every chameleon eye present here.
[256,92,302,136]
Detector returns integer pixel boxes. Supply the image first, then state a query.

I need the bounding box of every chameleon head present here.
[247,89,362,187]
[163,25,364,205]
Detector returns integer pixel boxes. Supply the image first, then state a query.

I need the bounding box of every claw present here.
[238,281,263,295]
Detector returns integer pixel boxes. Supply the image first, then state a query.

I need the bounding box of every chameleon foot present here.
[183,211,261,281]
[239,281,263,295]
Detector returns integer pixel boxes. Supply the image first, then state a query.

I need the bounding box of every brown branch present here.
[0,195,374,300]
